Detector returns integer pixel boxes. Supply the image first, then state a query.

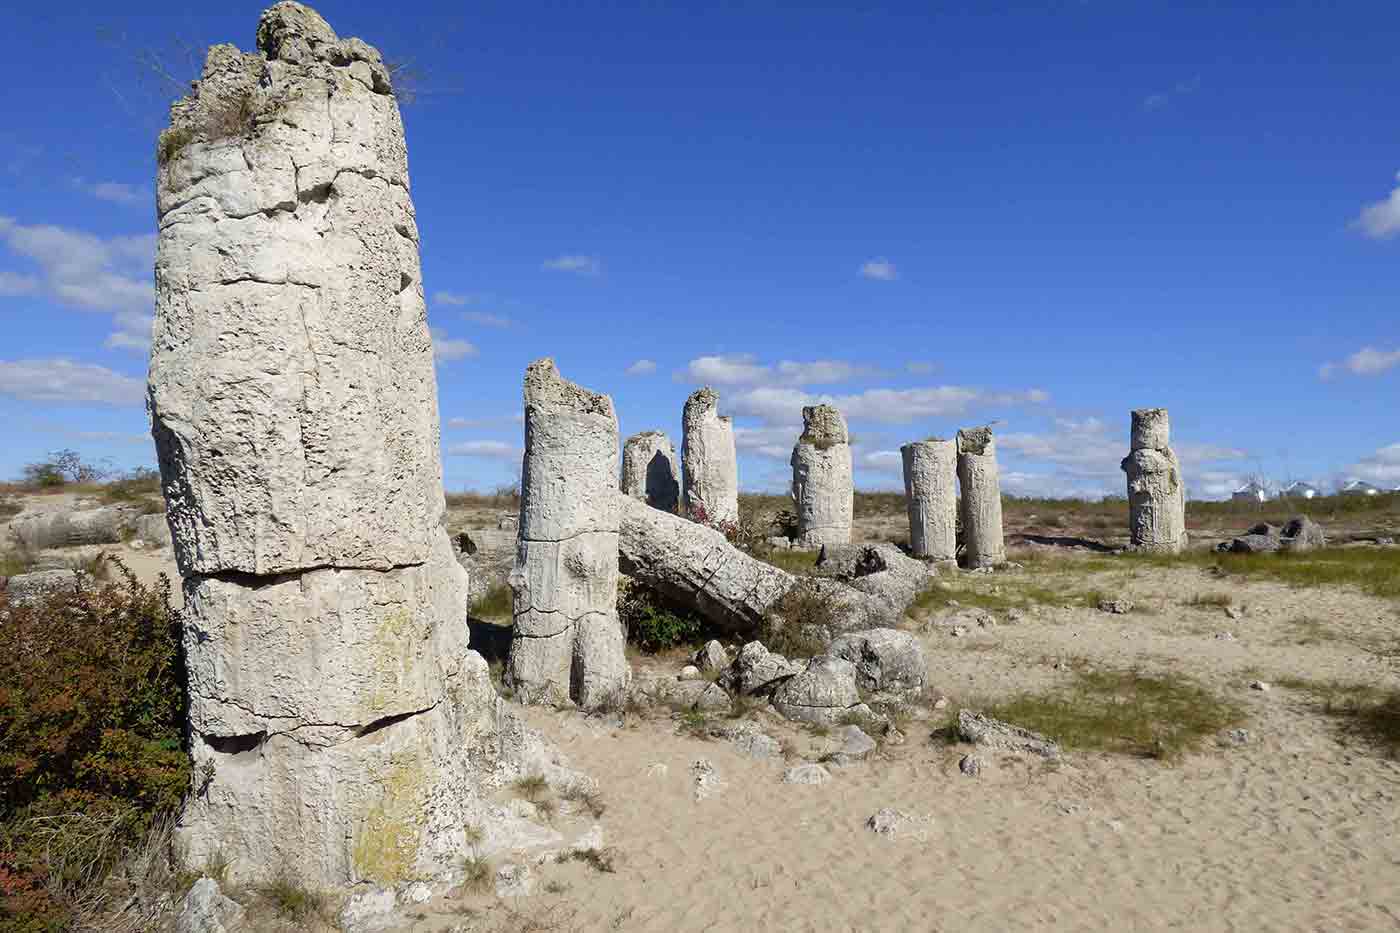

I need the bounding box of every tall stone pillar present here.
[149,2,494,886]
[620,430,680,512]
[791,404,853,548]
[1120,408,1187,553]
[957,427,1005,568]
[901,438,957,561]
[681,387,739,525]
[507,359,629,708]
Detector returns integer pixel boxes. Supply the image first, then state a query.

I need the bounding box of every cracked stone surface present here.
[151,3,498,888]
[507,359,629,708]
[681,387,738,524]
[1120,408,1187,554]
[901,438,957,561]
[791,404,853,548]
[957,427,1006,569]
[620,430,680,512]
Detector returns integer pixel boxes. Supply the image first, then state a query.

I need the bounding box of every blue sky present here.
[3,1,1399,498]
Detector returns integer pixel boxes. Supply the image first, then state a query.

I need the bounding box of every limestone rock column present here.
[901,438,957,561]
[681,387,739,524]
[620,430,680,512]
[791,405,853,548]
[1120,408,1187,553]
[507,359,629,708]
[957,427,1005,568]
[148,2,495,887]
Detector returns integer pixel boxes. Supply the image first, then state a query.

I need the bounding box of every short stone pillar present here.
[620,430,680,512]
[957,427,1005,568]
[791,404,853,548]
[1120,408,1187,553]
[681,386,739,525]
[507,359,629,708]
[901,438,957,561]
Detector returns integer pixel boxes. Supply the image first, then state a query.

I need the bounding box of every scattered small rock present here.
[1225,606,1244,621]
[1097,597,1134,615]
[678,665,702,681]
[950,625,969,638]
[958,754,983,777]
[1215,631,1236,641]
[957,710,1060,758]
[864,807,928,837]
[932,696,949,711]
[781,764,832,785]
[1220,728,1252,746]
[1250,680,1271,692]
[690,758,726,801]
[495,863,534,898]
[176,877,245,933]
[693,639,729,675]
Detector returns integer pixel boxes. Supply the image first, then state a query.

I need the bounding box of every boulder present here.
[9,506,136,551]
[693,639,730,675]
[175,877,245,933]
[957,710,1060,758]
[1,569,84,607]
[828,628,926,697]
[771,656,866,725]
[718,641,803,696]
[1281,516,1326,551]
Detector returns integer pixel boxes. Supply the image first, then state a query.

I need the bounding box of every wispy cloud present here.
[1319,345,1400,380]
[543,254,601,276]
[462,311,514,327]
[72,178,149,207]
[0,270,40,297]
[625,359,657,376]
[104,311,153,353]
[431,328,478,362]
[675,354,877,387]
[1343,442,1400,487]
[431,290,474,306]
[859,258,897,281]
[446,439,523,461]
[1143,75,1201,112]
[728,384,1049,426]
[1352,172,1400,240]
[447,414,524,429]
[0,358,145,406]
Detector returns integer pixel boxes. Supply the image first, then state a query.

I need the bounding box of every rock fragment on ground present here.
[957,710,1061,758]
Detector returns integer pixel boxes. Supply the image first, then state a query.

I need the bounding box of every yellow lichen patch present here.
[368,607,419,712]
[352,752,428,883]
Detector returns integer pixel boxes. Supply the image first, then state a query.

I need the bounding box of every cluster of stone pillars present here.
[899,427,1006,567]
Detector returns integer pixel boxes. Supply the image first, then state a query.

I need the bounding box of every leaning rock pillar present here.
[957,426,1005,568]
[901,438,957,561]
[681,387,739,524]
[791,404,853,548]
[507,359,629,708]
[620,430,680,512]
[149,2,494,887]
[1120,408,1187,553]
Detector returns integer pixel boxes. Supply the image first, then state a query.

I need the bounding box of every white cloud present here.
[727,384,1048,426]
[447,414,523,429]
[0,270,39,296]
[432,290,473,306]
[625,358,657,376]
[0,358,145,406]
[446,439,523,461]
[774,360,877,384]
[733,425,798,461]
[542,254,601,276]
[675,354,877,387]
[431,329,478,363]
[1319,345,1400,380]
[1344,442,1400,487]
[860,258,897,281]
[854,448,902,474]
[104,311,153,353]
[73,179,149,207]
[1352,172,1400,240]
[462,311,513,327]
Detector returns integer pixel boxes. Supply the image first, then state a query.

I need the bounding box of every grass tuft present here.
[557,846,617,874]
[470,583,514,619]
[512,774,549,803]
[1274,676,1400,757]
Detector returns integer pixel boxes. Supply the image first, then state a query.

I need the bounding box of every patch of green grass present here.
[462,853,493,894]
[676,710,711,739]
[258,870,326,922]
[1274,676,1400,757]
[556,846,617,874]
[1283,616,1337,646]
[910,580,1069,615]
[470,583,513,619]
[1207,547,1400,601]
[512,774,549,803]
[756,548,820,575]
[981,669,1245,761]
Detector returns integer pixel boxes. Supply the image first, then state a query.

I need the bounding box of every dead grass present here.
[556,846,617,874]
[257,867,328,923]
[447,485,520,512]
[560,783,606,819]
[1185,591,1235,609]
[981,668,1245,761]
[512,774,549,803]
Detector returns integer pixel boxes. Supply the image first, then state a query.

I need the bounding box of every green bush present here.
[0,561,189,932]
[618,583,706,653]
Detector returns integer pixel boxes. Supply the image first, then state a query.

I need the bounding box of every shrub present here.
[470,583,513,620]
[617,583,706,653]
[0,561,189,931]
[760,578,833,658]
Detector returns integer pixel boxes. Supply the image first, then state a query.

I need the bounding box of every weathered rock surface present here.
[1220,516,1326,554]
[1,569,85,607]
[791,404,853,548]
[175,877,245,933]
[957,710,1060,758]
[1120,408,1187,554]
[131,512,173,548]
[693,639,730,675]
[152,3,500,888]
[828,628,926,698]
[957,427,1006,568]
[681,387,738,524]
[815,543,930,627]
[718,641,804,696]
[508,359,629,709]
[620,430,680,512]
[9,506,136,551]
[782,763,832,785]
[901,438,958,561]
[1282,516,1326,551]
[771,656,869,725]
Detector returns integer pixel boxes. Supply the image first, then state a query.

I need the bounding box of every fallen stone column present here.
[507,359,629,708]
[957,427,1005,568]
[1120,408,1187,553]
[148,2,494,887]
[901,438,957,561]
[620,430,680,512]
[791,404,853,548]
[9,506,137,551]
[681,387,739,524]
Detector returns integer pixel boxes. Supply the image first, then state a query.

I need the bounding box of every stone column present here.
[148,2,494,886]
[681,387,739,525]
[1120,408,1187,553]
[791,404,853,548]
[901,438,957,561]
[620,430,680,512]
[507,359,629,708]
[957,427,1005,568]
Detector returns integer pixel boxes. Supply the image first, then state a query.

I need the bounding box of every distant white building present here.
[1231,481,1270,503]
[1340,479,1383,497]
[1278,481,1320,500]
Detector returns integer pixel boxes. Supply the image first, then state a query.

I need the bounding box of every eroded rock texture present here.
[1120,408,1186,554]
[148,2,494,887]
[620,430,680,512]
[956,427,1006,568]
[791,404,853,548]
[901,438,957,561]
[681,387,738,524]
[507,360,629,708]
